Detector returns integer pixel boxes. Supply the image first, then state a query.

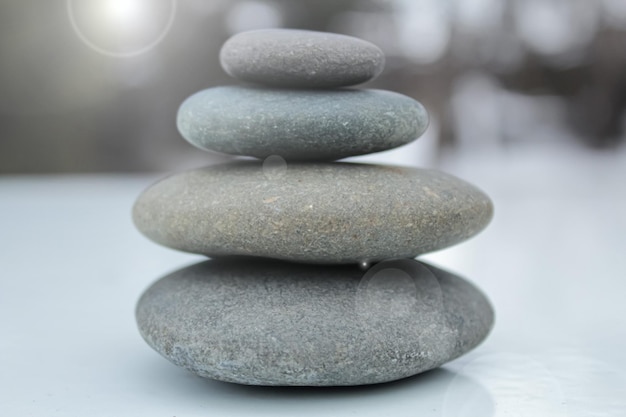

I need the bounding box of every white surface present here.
[2,144,626,416]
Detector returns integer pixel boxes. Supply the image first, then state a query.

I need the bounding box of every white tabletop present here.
[2,143,625,416]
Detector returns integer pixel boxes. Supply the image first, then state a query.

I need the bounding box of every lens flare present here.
[103,0,144,28]
[67,0,177,57]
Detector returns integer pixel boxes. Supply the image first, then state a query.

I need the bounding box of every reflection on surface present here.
[136,355,493,417]
[446,353,568,417]
[545,349,626,417]
[448,350,626,417]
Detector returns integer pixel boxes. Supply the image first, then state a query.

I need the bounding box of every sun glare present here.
[101,0,145,28]
[67,0,177,57]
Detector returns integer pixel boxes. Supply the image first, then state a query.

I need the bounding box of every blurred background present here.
[1,0,625,173]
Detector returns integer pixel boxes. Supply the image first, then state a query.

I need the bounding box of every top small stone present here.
[220,29,385,88]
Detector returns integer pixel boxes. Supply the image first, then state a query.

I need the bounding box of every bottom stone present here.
[136,259,494,386]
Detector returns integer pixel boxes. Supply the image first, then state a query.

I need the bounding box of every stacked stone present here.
[133,29,495,386]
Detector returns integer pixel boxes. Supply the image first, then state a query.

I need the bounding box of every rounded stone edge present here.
[134,260,495,386]
[219,29,386,88]
[175,87,430,161]
[131,163,494,263]
[424,263,496,360]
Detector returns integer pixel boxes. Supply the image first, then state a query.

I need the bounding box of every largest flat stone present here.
[136,259,494,386]
[176,86,428,161]
[132,162,493,263]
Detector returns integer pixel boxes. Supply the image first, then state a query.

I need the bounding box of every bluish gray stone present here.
[177,86,428,161]
[136,259,494,386]
[132,162,493,263]
[220,29,385,88]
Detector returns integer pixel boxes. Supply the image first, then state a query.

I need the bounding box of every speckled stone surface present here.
[132,162,493,263]
[135,259,494,386]
[220,29,385,88]
[176,86,428,161]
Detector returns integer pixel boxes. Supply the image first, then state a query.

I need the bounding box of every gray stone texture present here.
[220,29,385,88]
[132,162,493,263]
[136,259,494,386]
[177,86,428,161]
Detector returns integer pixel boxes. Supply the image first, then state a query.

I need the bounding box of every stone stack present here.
[133,29,494,386]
